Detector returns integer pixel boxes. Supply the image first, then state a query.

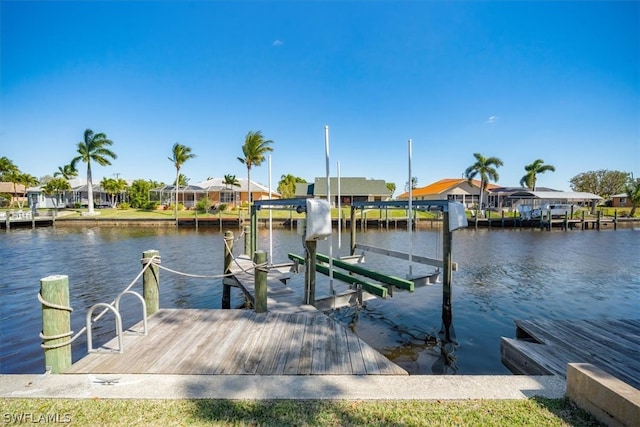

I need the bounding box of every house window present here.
[220,191,235,204]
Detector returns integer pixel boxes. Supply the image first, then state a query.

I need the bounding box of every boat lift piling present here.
[350,200,466,343]
[250,198,467,344]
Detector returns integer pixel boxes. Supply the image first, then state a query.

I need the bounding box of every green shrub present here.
[195,197,210,213]
[117,202,130,210]
[219,203,228,212]
[144,201,160,210]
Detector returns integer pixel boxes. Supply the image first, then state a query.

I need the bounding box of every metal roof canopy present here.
[252,198,454,211]
[252,198,307,210]
[506,191,601,200]
[352,199,452,210]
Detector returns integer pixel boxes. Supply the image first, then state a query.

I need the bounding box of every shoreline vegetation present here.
[0,397,602,426]
[2,205,638,223]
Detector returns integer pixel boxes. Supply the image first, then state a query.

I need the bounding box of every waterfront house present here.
[610,193,633,208]
[0,182,27,208]
[396,178,497,210]
[66,183,114,208]
[198,177,281,208]
[26,185,61,209]
[294,177,392,207]
[500,189,602,214]
[151,178,281,209]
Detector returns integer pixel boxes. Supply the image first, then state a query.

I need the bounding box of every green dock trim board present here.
[315,253,414,292]
[288,253,388,298]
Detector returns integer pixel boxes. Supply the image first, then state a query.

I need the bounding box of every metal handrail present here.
[86,303,124,353]
[114,290,148,336]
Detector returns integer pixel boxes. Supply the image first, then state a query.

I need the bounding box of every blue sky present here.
[2,1,638,193]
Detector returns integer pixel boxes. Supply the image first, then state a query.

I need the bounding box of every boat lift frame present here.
[250,198,462,343]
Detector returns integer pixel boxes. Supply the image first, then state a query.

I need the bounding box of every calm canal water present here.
[1,224,638,375]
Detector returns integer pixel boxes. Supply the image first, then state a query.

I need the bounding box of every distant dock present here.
[501,318,640,390]
[1,211,54,229]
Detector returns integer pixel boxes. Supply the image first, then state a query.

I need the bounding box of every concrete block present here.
[566,363,640,427]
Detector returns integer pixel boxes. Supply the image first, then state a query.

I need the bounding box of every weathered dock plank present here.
[65,309,407,376]
[516,319,639,383]
[501,318,640,390]
[282,314,311,375]
[197,311,257,375]
[344,327,367,375]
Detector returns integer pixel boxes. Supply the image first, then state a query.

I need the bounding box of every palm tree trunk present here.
[247,168,251,206]
[478,180,485,218]
[175,168,180,226]
[87,163,94,214]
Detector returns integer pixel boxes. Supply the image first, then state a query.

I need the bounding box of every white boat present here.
[518,203,577,220]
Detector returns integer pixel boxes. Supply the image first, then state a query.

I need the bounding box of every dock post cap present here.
[41,275,68,281]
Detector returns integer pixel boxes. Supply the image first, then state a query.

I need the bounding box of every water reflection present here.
[1,226,638,374]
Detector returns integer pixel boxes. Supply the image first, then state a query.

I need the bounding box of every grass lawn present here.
[0,397,602,426]
[36,207,441,221]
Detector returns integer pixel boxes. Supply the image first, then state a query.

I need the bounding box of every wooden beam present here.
[315,253,414,291]
[288,253,388,298]
[354,243,458,271]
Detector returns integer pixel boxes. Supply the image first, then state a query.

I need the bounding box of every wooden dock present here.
[65,309,406,375]
[65,254,406,376]
[501,318,640,389]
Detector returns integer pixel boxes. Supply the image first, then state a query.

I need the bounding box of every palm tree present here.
[625,176,640,217]
[223,174,241,206]
[42,177,71,211]
[19,173,39,209]
[464,153,503,217]
[237,130,273,205]
[168,143,196,224]
[386,182,396,199]
[101,177,127,208]
[70,129,117,215]
[54,164,78,181]
[0,156,18,179]
[277,174,305,199]
[520,159,555,191]
[3,167,21,208]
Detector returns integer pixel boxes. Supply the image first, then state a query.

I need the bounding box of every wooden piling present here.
[222,231,233,309]
[350,207,357,256]
[142,250,160,316]
[254,250,268,313]
[304,240,317,305]
[440,211,455,343]
[40,275,72,373]
[243,225,251,256]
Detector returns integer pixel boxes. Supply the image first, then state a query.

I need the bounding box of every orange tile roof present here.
[397,178,499,199]
[0,182,26,194]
